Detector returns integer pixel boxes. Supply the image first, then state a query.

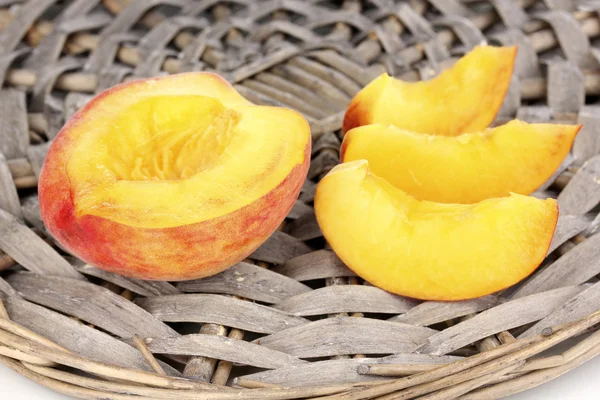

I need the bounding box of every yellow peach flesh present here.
[315,160,558,301]
[341,120,580,204]
[68,95,307,228]
[343,45,517,135]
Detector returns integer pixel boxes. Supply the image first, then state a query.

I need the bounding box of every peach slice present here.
[314,160,558,301]
[341,120,580,204]
[39,72,311,281]
[342,45,517,135]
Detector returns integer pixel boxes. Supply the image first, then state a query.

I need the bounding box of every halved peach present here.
[314,160,558,301]
[39,72,311,281]
[342,45,517,135]
[341,120,580,204]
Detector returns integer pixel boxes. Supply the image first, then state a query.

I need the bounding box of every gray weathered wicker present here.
[0,0,600,399]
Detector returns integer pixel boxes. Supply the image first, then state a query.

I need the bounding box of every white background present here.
[0,355,599,399]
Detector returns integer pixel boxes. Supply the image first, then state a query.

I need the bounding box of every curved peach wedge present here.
[315,160,558,301]
[39,72,311,281]
[341,120,580,204]
[343,45,517,135]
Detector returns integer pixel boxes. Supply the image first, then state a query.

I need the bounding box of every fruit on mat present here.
[342,45,517,135]
[39,72,311,281]
[314,160,558,301]
[341,120,580,204]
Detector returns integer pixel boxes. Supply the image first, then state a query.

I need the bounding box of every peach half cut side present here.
[342,45,517,135]
[314,160,558,301]
[341,120,580,204]
[39,72,311,281]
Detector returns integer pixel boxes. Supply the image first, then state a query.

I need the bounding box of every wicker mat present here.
[0,0,600,399]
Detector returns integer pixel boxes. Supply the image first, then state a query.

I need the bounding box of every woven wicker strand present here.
[1,0,600,399]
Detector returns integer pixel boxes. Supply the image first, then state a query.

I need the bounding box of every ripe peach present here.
[341,120,580,204]
[39,72,311,281]
[342,45,517,135]
[314,160,558,301]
